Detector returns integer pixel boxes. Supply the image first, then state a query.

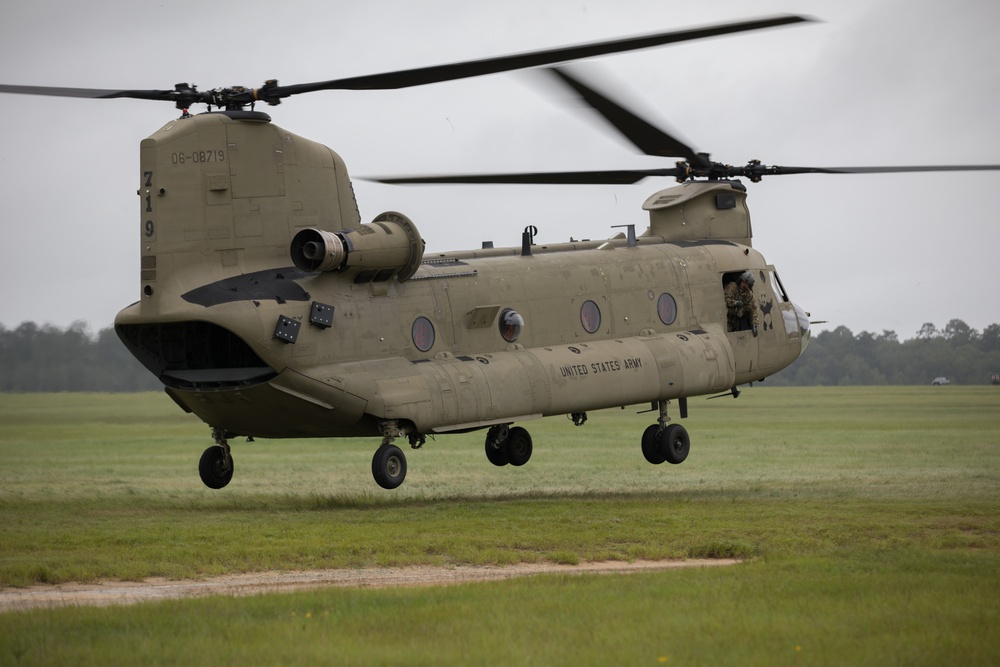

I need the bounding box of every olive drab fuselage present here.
[115,111,810,484]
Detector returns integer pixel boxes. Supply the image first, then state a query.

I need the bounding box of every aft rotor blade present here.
[766,164,1000,175]
[373,168,683,185]
[547,67,703,163]
[270,15,811,96]
[0,16,810,107]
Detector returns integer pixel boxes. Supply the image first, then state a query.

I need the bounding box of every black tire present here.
[485,433,510,466]
[641,424,664,464]
[658,423,690,465]
[372,444,407,489]
[505,427,533,467]
[199,446,233,489]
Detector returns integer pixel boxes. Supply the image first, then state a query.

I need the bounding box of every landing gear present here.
[371,420,417,489]
[485,425,510,466]
[199,427,234,489]
[659,423,690,464]
[506,427,533,466]
[641,400,690,466]
[371,444,407,490]
[641,424,664,464]
[484,424,533,467]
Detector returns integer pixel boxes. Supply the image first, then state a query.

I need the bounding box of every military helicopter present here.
[2,15,997,490]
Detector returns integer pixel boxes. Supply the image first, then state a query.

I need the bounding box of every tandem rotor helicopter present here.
[3,15,998,490]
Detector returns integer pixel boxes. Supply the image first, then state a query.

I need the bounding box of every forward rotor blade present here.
[372,168,683,185]
[0,84,177,102]
[373,162,1000,186]
[547,67,702,163]
[269,15,811,96]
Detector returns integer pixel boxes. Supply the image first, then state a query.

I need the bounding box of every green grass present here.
[1,387,999,665]
[2,553,996,666]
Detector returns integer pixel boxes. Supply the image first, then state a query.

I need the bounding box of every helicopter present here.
[2,15,998,490]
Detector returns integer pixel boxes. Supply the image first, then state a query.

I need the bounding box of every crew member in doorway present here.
[725,271,759,336]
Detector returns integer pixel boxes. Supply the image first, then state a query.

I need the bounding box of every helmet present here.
[739,271,755,287]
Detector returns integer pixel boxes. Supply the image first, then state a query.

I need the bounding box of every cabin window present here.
[580,300,601,334]
[657,293,677,325]
[412,316,435,352]
[499,308,524,342]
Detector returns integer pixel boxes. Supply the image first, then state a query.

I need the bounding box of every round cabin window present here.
[657,293,677,325]
[499,309,524,342]
[411,316,435,352]
[580,300,601,334]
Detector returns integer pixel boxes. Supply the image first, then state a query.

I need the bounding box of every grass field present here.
[1,387,998,665]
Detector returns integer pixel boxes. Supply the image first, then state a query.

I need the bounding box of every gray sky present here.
[0,0,997,339]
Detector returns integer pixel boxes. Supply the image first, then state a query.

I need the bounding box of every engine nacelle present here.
[290,211,424,283]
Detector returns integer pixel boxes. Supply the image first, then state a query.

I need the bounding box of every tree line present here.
[1,318,999,391]
[0,321,160,392]
[769,319,1000,386]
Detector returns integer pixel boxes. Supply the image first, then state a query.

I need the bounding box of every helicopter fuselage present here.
[114,111,810,487]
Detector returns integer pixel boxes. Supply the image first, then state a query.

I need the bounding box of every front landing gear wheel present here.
[372,444,407,489]
[658,423,690,464]
[199,446,233,489]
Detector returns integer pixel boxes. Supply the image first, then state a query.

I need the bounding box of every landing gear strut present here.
[640,400,690,466]
[199,427,234,489]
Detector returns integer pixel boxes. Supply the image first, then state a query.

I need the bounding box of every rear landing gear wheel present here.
[641,424,664,464]
[372,444,407,489]
[199,446,233,489]
[485,426,510,466]
[658,423,690,464]
[505,426,533,467]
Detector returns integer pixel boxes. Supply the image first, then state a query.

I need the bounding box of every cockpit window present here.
[769,270,789,303]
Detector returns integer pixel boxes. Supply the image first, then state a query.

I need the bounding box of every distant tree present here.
[942,319,977,345]
[916,322,938,339]
[982,324,1000,352]
[877,330,898,344]
[838,352,886,385]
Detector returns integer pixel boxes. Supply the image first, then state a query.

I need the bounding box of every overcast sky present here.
[0,0,997,339]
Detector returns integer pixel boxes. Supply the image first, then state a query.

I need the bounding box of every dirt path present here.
[0,559,739,612]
